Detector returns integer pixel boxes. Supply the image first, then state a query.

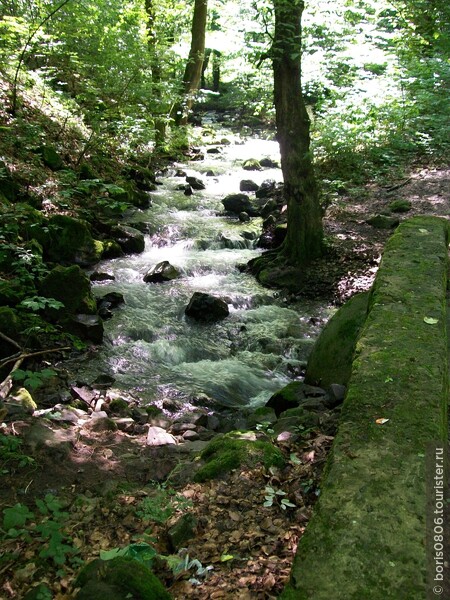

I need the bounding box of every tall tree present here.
[172,0,208,125]
[272,0,323,265]
[145,0,166,148]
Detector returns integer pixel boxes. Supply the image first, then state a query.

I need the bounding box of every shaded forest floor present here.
[1,163,449,600]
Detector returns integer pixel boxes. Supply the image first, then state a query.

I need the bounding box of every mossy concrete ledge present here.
[281,216,449,599]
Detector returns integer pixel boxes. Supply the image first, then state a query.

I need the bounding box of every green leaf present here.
[289,453,301,465]
[3,503,34,529]
[100,547,129,560]
[220,554,234,562]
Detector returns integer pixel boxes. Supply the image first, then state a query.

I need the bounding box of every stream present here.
[70,126,332,414]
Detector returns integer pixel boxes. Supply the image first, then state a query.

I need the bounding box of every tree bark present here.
[172,0,208,126]
[272,0,323,265]
[145,0,166,148]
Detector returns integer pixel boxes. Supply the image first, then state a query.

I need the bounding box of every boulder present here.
[186,176,205,190]
[100,240,124,259]
[35,215,102,266]
[144,261,181,283]
[194,432,284,482]
[266,381,326,417]
[239,179,259,192]
[74,557,172,600]
[256,179,276,199]
[97,292,125,309]
[389,199,412,213]
[305,291,370,388]
[168,514,197,551]
[366,214,400,229]
[90,271,115,282]
[243,158,262,171]
[40,265,97,315]
[110,225,145,254]
[260,157,280,168]
[222,193,259,216]
[38,145,63,170]
[63,314,104,344]
[185,292,229,322]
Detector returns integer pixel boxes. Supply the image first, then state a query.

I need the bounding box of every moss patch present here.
[194,432,284,482]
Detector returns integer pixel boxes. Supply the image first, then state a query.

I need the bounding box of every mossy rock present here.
[0,306,20,338]
[108,398,130,416]
[75,557,172,600]
[243,158,262,171]
[266,382,326,416]
[194,432,284,482]
[38,145,63,170]
[389,199,412,213]
[40,265,97,315]
[305,291,369,388]
[101,239,124,259]
[34,215,102,266]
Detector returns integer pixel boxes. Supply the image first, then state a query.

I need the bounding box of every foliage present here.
[1,494,80,570]
[263,485,296,510]
[11,367,57,390]
[0,432,35,473]
[135,485,193,525]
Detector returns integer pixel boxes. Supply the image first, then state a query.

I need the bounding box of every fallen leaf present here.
[424,316,439,324]
[375,418,389,425]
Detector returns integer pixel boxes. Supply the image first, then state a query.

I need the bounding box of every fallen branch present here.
[0,357,24,399]
[385,177,412,193]
[0,346,71,370]
[0,331,22,351]
[0,346,71,399]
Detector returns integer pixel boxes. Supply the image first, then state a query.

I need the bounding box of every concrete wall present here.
[281,216,449,599]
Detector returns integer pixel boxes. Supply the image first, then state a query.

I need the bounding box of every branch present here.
[0,357,24,399]
[0,346,71,370]
[385,177,412,192]
[0,331,22,351]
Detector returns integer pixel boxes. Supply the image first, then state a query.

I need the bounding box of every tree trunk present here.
[172,0,208,126]
[145,0,166,148]
[272,0,323,265]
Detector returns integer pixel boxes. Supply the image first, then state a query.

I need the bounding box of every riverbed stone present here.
[222,193,258,216]
[90,271,115,282]
[185,292,229,322]
[259,157,280,168]
[186,176,205,190]
[239,179,259,192]
[144,261,181,283]
[243,158,262,171]
[110,225,145,254]
[63,314,104,343]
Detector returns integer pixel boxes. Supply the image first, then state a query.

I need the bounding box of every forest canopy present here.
[0,0,448,177]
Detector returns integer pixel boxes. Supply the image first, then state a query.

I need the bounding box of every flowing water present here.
[71,129,332,412]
